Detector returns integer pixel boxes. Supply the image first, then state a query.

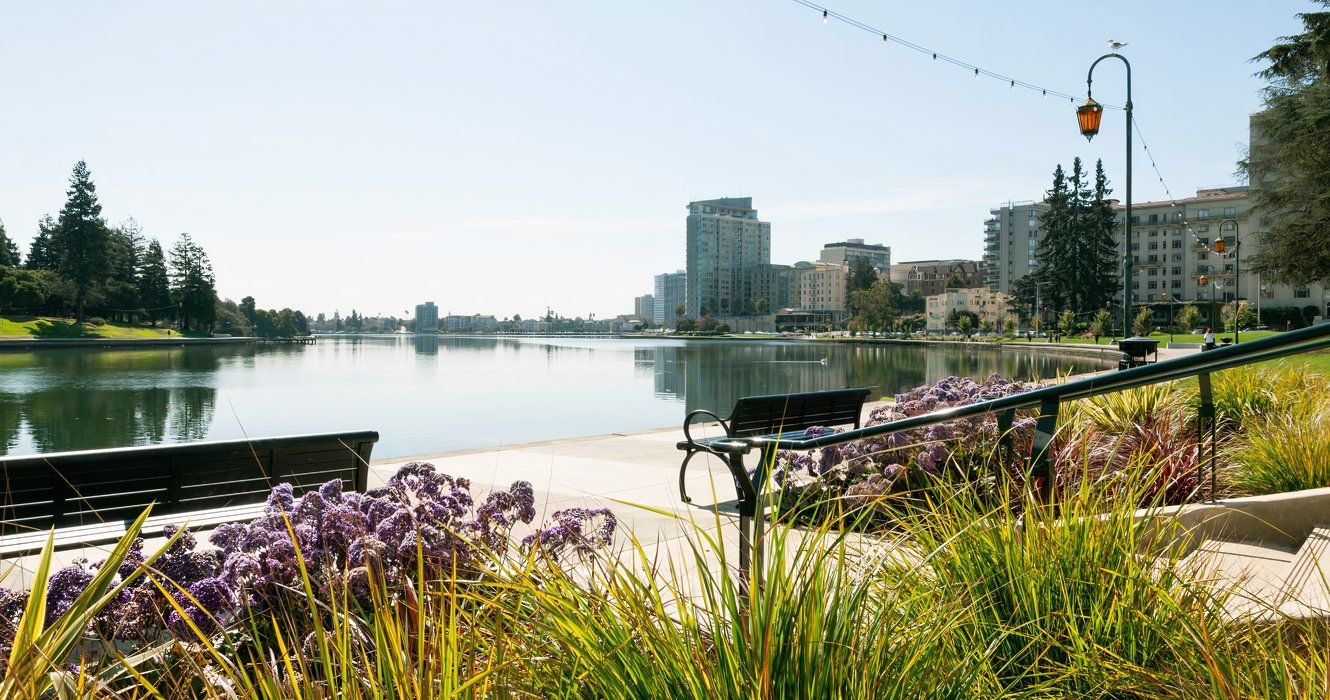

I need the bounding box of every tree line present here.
[0,161,308,337]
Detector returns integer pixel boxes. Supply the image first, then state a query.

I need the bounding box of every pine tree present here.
[0,219,19,267]
[1085,160,1121,311]
[25,215,62,271]
[169,233,217,332]
[1024,158,1119,315]
[137,239,172,325]
[55,161,111,322]
[104,218,146,322]
[1242,2,1330,285]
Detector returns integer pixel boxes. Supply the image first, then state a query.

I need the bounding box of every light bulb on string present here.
[974,67,979,77]
[1010,80,1015,89]
[882,34,888,44]
[822,9,828,23]
[932,53,937,61]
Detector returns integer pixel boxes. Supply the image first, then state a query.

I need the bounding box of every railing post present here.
[1029,398,1061,501]
[996,409,1015,463]
[1196,372,1217,500]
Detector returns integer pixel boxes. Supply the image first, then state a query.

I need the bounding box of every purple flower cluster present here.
[523,507,617,562]
[771,374,1040,515]
[0,462,616,660]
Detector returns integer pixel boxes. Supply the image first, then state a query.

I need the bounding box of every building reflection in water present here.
[637,341,1106,414]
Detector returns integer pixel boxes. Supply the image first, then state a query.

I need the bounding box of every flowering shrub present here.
[0,462,616,661]
[769,374,1042,518]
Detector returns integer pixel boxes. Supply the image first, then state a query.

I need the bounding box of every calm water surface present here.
[0,336,1109,458]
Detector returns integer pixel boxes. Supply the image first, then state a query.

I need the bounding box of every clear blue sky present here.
[0,1,1307,320]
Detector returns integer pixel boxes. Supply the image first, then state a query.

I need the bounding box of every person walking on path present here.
[1203,327,1216,351]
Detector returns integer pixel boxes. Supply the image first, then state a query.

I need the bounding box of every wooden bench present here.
[675,388,871,581]
[0,431,378,557]
[676,388,871,508]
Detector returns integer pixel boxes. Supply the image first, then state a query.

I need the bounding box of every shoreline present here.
[0,336,260,350]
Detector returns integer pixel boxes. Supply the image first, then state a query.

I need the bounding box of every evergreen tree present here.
[104,218,146,322]
[1020,159,1119,315]
[25,215,62,271]
[1085,160,1122,310]
[0,219,19,267]
[55,161,111,322]
[1242,2,1330,285]
[138,239,172,324]
[169,233,217,332]
[240,296,257,325]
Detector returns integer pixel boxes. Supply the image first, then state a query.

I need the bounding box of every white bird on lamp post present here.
[1107,39,1129,52]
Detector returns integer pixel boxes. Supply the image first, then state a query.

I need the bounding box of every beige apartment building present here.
[890,259,983,297]
[795,261,847,318]
[926,288,1013,332]
[982,186,1328,320]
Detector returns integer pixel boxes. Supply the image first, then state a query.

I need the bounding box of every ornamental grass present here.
[1,363,1328,696]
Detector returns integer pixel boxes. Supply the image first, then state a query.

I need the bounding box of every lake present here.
[0,336,1110,458]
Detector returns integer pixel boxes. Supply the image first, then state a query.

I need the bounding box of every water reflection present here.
[0,347,227,455]
[635,341,1102,414]
[0,337,1109,457]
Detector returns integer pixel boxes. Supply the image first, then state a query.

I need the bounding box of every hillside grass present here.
[0,315,206,339]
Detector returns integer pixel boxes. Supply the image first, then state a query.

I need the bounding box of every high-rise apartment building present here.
[634,294,654,319]
[819,238,891,271]
[653,270,687,326]
[414,301,439,332]
[685,197,771,317]
[982,201,1048,293]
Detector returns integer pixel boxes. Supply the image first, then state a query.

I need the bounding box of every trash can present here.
[1118,336,1160,370]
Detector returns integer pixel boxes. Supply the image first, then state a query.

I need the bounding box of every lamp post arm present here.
[1086,52,1133,340]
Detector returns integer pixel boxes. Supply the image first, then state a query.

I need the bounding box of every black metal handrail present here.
[717,322,1330,502]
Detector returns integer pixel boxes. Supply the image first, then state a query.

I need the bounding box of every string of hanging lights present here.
[793,3,1222,249]
[791,0,1121,108]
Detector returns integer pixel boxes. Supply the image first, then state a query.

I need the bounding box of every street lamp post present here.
[1217,218,1240,343]
[1033,280,1044,339]
[1078,53,1133,339]
[1199,271,1219,337]
[1163,292,1174,345]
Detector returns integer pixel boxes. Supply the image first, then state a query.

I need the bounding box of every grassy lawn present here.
[1044,330,1281,345]
[0,315,203,339]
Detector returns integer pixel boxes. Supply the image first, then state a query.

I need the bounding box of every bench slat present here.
[0,431,378,551]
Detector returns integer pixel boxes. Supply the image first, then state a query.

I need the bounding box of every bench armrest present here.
[682,409,729,447]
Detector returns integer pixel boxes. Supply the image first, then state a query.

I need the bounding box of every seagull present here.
[1108,39,1128,52]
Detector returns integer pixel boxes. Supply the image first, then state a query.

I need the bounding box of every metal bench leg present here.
[678,449,701,504]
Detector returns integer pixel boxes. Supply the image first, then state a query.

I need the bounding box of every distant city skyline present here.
[0,1,1304,318]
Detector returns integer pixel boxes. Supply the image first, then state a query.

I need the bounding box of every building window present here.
[1223,207,1236,217]
[1149,229,1158,237]
[1172,240,1182,249]
[1296,288,1311,298]
[1197,209,1210,219]
[1149,214,1159,223]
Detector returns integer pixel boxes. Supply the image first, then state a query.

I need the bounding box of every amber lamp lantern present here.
[1077,98,1104,141]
